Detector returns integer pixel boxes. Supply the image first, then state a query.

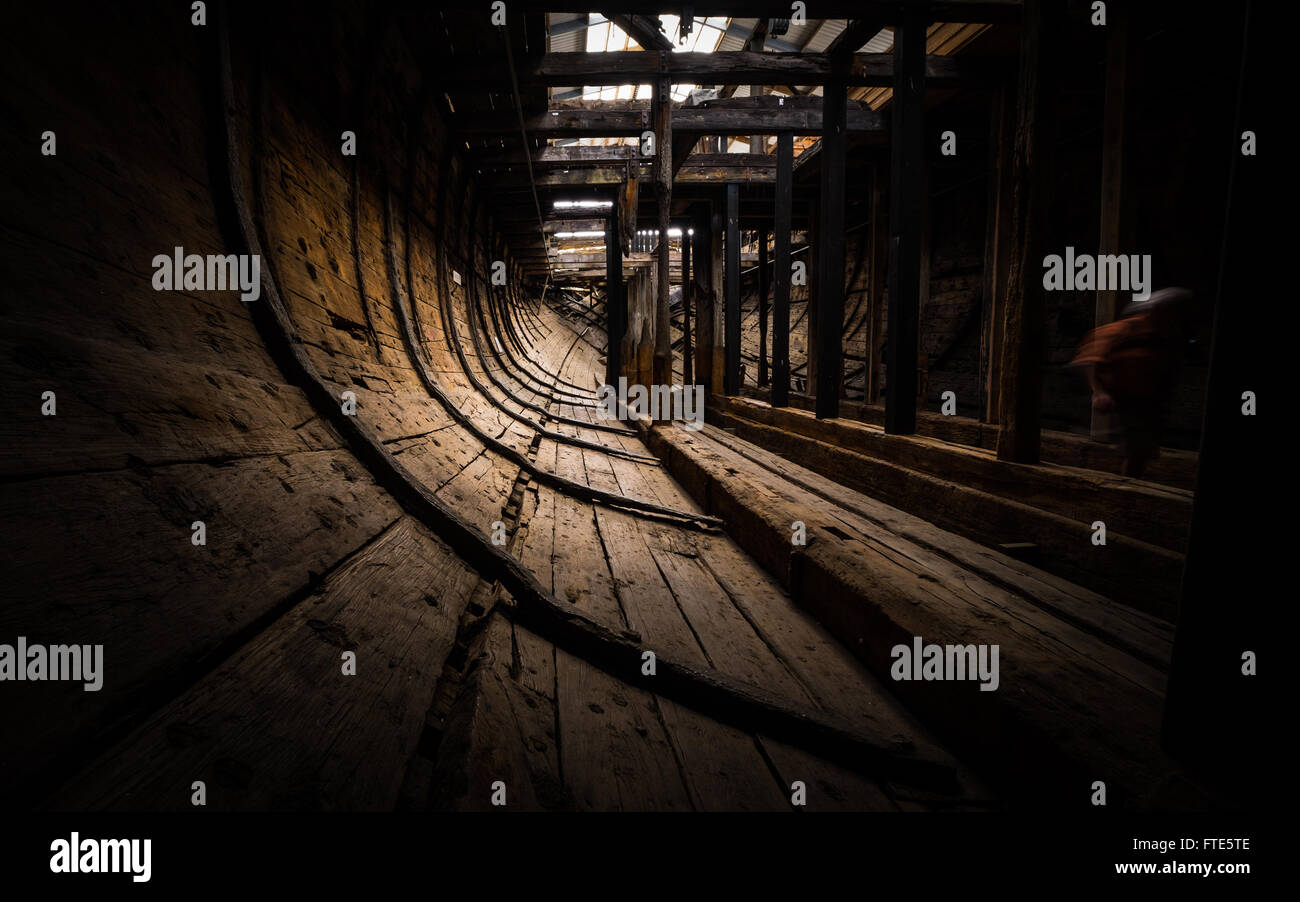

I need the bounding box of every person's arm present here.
[1084,364,1114,412]
[1071,326,1115,412]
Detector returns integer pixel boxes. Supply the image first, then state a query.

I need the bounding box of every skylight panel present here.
[585,17,608,53]
[576,15,734,146]
[655,14,729,52]
[659,15,680,45]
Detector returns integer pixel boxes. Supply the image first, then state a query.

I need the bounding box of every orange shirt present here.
[1071,312,1180,399]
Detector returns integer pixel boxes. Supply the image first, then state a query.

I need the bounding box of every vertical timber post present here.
[996,0,1059,463]
[652,71,673,391]
[692,203,716,393]
[980,79,1015,424]
[724,182,741,395]
[682,218,693,385]
[604,207,625,388]
[772,132,793,408]
[1162,0,1264,783]
[806,199,818,396]
[866,157,888,406]
[885,6,926,435]
[1094,0,1135,438]
[758,228,770,386]
[815,73,847,418]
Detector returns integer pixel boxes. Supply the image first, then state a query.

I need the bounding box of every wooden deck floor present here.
[2,8,994,812]
[0,3,1200,813]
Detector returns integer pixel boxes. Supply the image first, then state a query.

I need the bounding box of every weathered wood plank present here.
[641,417,1186,807]
[695,421,1174,671]
[430,615,566,811]
[50,517,481,810]
[1,450,403,803]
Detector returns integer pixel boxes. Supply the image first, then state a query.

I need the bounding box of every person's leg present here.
[1117,398,1159,478]
[1122,454,1146,479]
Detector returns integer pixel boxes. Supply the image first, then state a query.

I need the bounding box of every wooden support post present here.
[1162,2,1262,777]
[637,271,653,387]
[995,0,1059,463]
[772,133,793,409]
[1094,1,1135,438]
[980,80,1015,424]
[885,8,925,434]
[815,75,847,418]
[758,228,770,386]
[919,173,932,404]
[604,210,625,386]
[806,198,819,395]
[653,73,674,390]
[724,182,741,395]
[682,219,693,385]
[692,203,716,392]
[749,31,766,153]
[711,206,724,393]
[653,221,673,390]
[866,157,887,405]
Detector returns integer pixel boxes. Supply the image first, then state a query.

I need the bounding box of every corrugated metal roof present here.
[863,28,893,53]
[778,19,819,50]
[718,18,757,51]
[799,20,840,51]
[546,12,587,53]
[855,23,988,109]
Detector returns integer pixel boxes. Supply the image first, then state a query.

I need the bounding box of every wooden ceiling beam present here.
[459,96,884,138]
[550,252,759,264]
[459,50,982,89]
[492,155,781,189]
[606,12,676,51]
[720,18,769,99]
[488,150,776,173]
[478,144,641,168]
[826,19,891,59]
[507,2,1021,24]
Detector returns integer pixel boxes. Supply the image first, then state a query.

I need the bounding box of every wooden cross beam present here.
[494,159,780,189]
[492,206,619,223]
[543,218,609,233]
[548,252,759,265]
[550,267,677,279]
[720,18,769,99]
[458,50,983,89]
[459,97,884,138]
[508,1,1022,24]
[480,147,780,174]
[606,12,675,51]
[478,145,641,168]
[826,19,891,59]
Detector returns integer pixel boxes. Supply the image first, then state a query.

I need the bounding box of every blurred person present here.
[1069,287,1195,478]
